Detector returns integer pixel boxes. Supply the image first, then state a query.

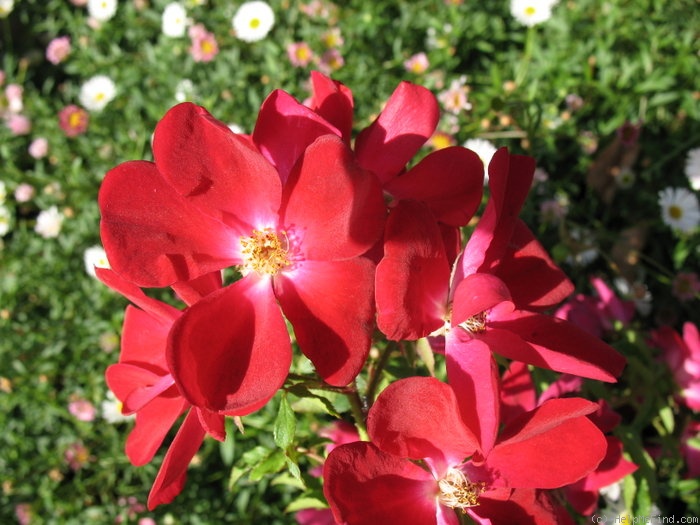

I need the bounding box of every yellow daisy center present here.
[249,17,261,29]
[669,205,683,220]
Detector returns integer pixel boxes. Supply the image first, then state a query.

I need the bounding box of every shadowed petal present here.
[486,398,605,489]
[125,396,189,466]
[147,408,206,510]
[446,335,500,456]
[253,89,341,184]
[376,201,450,341]
[451,273,512,326]
[500,361,538,424]
[167,277,292,414]
[355,81,439,185]
[281,134,385,261]
[309,71,354,143]
[99,161,237,287]
[323,441,440,525]
[486,311,626,382]
[275,258,375,386]
[153,102,282,230]
[384,147,484,227]
[368,376,479,475]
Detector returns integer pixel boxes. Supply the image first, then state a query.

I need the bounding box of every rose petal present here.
[280,134,385,261]
[323,441,440,525]
[309,71,354,143]
[167,277,292,414]
[486,398,606,488]
[384,147,483,227]
[275,258,375,386]
[376,201,450,341]
[445,335,500,456]
[125,396,189,466]
[99,161,236,287]
[368,376,479,474]
[253,89,341,184]
[147,408,206,510]
[153,102,282,230]
[355,81,439,185]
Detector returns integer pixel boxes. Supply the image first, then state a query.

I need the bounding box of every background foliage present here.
[1,0,699,523]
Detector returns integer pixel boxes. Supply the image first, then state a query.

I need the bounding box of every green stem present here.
[365,341,395,406]
[515,26,535,87]
[347,384,369,441]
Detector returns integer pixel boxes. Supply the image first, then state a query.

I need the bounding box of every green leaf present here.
[219,418,236,466]
[285,497,328,513]
[249,449,286,481]
[274,392,296,450]
[658,405,675,435]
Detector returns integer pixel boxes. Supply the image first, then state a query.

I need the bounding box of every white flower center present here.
[438,468,485,511]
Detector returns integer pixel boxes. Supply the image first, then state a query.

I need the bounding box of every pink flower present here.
[58,105,89,137]
[46,36,72,64]
[437,77,471,114]
[672,272,700,302]
[68,398,96,421]
[14,183,35,202]
[28,137,49,159]
[64,441,93,470]
[318,49,344,74]
[287,42,315,67]
[6,113,31,135]
[404,52,429,74]
[651,322,700,411]
[188,24,218,62]
[14,504,31,525]
[5,83,23,113]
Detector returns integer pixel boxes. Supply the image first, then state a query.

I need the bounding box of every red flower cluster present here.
[98,72,628,520]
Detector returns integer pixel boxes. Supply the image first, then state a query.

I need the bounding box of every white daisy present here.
[101,390,133,424]
[84,245,110,278]
[232,1,275,42]
[510,0,557,27]
[0,205,11,236]
[659,187,700,234]
[35,206,64,239]
[685,147,700,191]
[463,138,498,185]
[174,78,195,102]
[162,2,188,38]
[79,75,117,112]
[87,0,118,22]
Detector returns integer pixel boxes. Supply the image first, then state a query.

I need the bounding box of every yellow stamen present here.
[240,228,290,276]
[459,311,488,334]
[438,468,485,511]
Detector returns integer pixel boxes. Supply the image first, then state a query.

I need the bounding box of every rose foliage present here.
[97,72,629,523]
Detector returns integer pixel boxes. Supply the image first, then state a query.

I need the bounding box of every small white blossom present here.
[35,206,64,238]
[463,138,498,185]
[101,391,133,424]
[510,0,558,27]
[162,2,188,38]
[0,0,14,18]
[84,245,110,278]
[79,75,116,112]
[0,205,11,236]
[685,147,700,191]
[174,79,195,102]
[659,187,700,234]
[232,1,275,42]
[87,0,118,22]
